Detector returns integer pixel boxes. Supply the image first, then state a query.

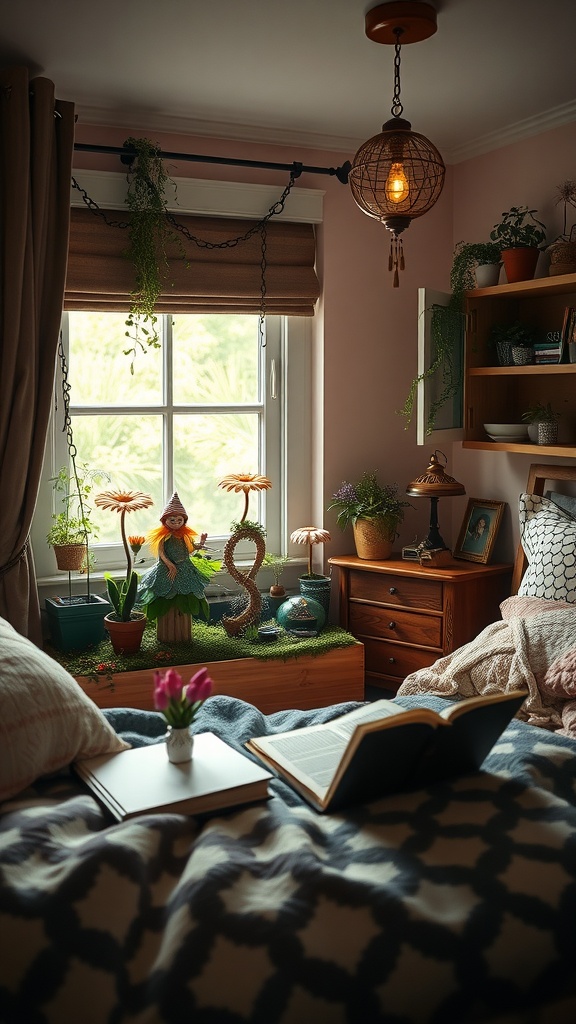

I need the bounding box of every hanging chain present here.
[391,28,404,118]
[70,167,298,348]
[259,223,267,347]
[57,334,91,590]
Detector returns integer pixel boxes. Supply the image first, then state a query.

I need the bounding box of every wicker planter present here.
[548,241,576,277]
[352,519,394,560]
[53,544,86,572]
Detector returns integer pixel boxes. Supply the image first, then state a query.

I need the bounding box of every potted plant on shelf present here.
[521,402,560,445]
[328,472,411,561]
[453,240,503,288]
[489,206,547,283]
[489,321,535,366]
[547,180,576,277]
[94,488,154,654]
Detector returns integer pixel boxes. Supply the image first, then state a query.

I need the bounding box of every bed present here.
[1,464,576,1024]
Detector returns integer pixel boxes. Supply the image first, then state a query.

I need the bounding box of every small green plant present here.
[490,321,535,347]
[328,472,411,538]
[490,206,547,250]
[263,553,289,588]
[46,464,107,548]
[522,401,559,424]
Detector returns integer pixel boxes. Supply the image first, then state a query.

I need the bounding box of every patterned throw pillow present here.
[518,493,576,603]
[0,616,130,801]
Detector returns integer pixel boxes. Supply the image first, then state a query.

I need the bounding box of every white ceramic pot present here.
[475,263,501,288]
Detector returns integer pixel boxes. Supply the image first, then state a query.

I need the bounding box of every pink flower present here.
[163,668,184,699]
[185,667,213,704]
[153,685,169,711]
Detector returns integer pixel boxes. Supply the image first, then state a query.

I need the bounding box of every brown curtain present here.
[0,68,75,642]
[65,207,320,315]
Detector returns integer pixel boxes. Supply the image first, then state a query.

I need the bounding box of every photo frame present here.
[453,499,505,564]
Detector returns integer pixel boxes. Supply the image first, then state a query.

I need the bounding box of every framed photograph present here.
[453,499,505,564]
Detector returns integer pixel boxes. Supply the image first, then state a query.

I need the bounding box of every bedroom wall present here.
[72,118,576,572]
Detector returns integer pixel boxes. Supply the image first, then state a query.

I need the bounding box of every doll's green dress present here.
[140,534,207,601]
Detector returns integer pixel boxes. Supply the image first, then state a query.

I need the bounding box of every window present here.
[32,311,312,582]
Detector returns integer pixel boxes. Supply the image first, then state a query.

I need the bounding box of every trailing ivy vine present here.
[400,240,501,435]
[123,137,186,369]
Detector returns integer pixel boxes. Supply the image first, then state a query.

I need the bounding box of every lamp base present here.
[424,496,448,550]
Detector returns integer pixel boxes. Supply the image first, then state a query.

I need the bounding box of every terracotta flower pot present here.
[353,519,394,560]
[104,612,146,654]
[501,247,539,284]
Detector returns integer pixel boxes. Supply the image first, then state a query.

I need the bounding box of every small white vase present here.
[475,263,501,288]
[165,726,194,763]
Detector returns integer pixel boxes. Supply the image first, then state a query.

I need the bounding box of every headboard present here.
[511,462,576,595]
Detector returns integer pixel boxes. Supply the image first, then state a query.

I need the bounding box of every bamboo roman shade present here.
[64,207,320,315]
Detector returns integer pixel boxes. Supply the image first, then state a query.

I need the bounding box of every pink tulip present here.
[185,667,213,704]
[163,668,184,699]
[153,684,170,711]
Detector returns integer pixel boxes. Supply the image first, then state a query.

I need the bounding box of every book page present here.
[248,699,405,799]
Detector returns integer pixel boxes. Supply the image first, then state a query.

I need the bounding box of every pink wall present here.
[73,118,575,567]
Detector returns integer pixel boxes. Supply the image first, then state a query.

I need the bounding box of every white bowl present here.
[483,423,529,438]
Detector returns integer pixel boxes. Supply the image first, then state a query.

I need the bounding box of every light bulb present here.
[385,162,409,204]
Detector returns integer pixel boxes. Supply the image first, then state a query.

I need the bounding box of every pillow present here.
[0,616,129,801]
[500,595,573,620]
[518,493,576,603]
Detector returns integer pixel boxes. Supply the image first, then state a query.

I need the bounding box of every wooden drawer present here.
[349,603,442,647]
[349,570,443,611]
[363,638,439,680]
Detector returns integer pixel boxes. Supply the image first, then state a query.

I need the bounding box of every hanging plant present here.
[399,240,499,435]
[123,136,186,370]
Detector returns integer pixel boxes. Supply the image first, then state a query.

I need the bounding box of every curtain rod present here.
[73,143,351,185]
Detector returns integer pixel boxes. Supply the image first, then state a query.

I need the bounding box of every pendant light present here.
[349,2,446,286]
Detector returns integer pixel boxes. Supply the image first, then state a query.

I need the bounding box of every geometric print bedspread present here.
[1,694,576,1024]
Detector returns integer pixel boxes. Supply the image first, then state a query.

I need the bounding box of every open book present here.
[74,732,272,822]
[245,691,527,813]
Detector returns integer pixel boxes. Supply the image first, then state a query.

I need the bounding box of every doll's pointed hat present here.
[160,492,188,523]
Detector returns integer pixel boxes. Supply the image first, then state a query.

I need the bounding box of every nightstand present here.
[329,554,512,693]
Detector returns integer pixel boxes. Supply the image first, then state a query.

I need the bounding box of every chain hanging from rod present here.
[70,164,299,352]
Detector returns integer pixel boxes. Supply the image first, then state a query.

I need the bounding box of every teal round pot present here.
[276,595,326,634]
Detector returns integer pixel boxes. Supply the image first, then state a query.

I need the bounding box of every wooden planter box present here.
[75,643,365,715]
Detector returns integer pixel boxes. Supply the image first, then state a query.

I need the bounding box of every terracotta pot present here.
[353,519,394,560]
[501,247,539,284]
[104,612,146,654]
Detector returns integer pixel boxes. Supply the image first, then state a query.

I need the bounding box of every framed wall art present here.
[453,498,506,564]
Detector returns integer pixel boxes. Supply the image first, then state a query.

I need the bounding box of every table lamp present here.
[406,450,465,550]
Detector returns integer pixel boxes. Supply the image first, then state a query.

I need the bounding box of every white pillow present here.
[0,616,129,801]
[518,493,576,603]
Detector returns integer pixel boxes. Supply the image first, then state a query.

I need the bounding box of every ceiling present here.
[2,0,576,164]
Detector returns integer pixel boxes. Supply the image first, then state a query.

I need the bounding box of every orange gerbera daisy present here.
[95,490,153,581]
[218,473,272,523]
[290,526,331,576]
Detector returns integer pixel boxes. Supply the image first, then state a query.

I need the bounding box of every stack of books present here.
[533,334,562,363]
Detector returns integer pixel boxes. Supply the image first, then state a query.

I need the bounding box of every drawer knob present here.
[388,657,395,664]
[388,621,396,630]
[389,586,397,594]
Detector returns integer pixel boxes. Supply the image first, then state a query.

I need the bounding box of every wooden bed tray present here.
[511,462,576,594]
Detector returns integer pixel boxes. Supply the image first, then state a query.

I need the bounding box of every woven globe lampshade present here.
[349,2,446,286]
